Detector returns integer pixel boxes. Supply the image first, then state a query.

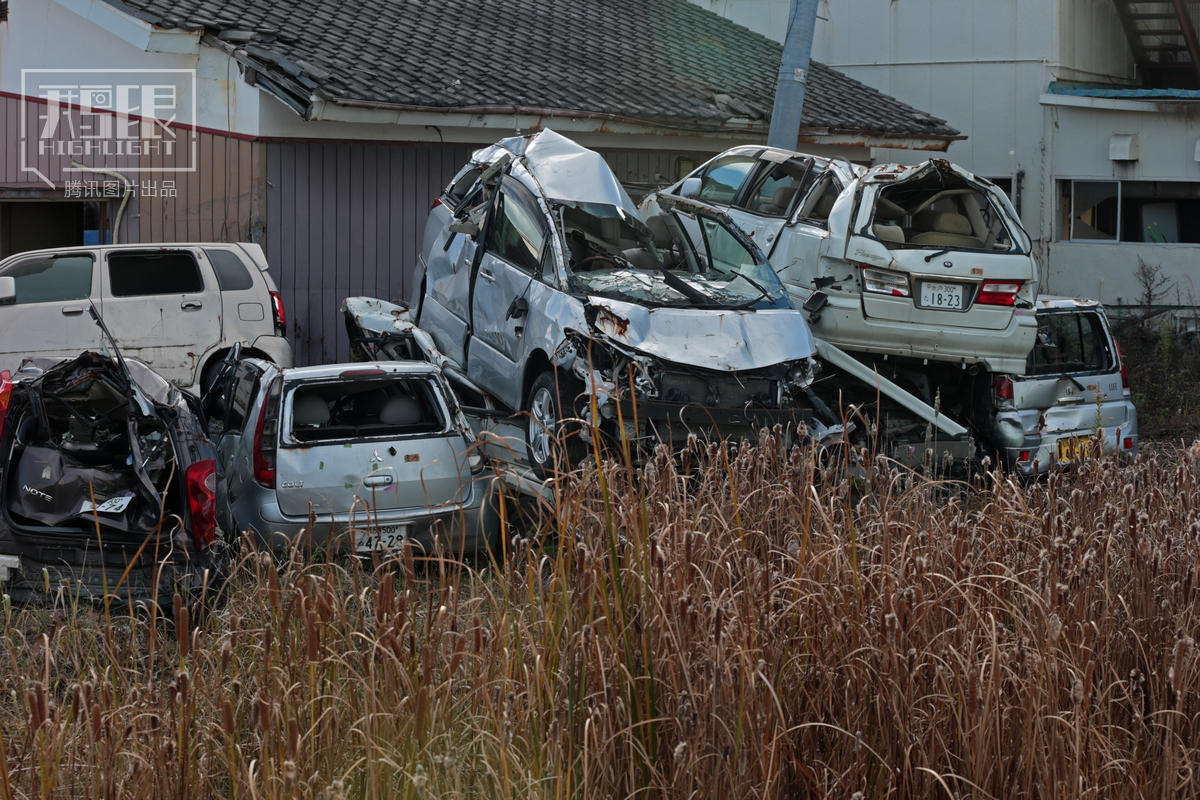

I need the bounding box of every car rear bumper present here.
[797,288,1037,373]
[992,416,1138,476]
[232,479,502,556]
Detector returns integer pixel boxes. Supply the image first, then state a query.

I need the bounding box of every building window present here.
[1062,179,1200,243]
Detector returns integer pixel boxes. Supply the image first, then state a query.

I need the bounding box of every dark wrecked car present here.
[387,130,828,474]
[0,352,225,608]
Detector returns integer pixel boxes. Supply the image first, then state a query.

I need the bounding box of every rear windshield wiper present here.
[923,248,952,263]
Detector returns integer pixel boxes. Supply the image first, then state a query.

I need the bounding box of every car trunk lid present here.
[272,373,471,518]
[846,162,1036,331]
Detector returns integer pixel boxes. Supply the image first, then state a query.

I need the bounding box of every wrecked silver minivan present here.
[401,130,823,474]
[990,297,1137,476]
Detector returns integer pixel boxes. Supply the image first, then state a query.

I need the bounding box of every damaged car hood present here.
[584,297,816,372]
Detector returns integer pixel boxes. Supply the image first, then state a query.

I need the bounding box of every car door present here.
[419,173,488,366]
[724,153,815,253]
[771,166,852,298]
[0,251,104,373]
[467,177,547,405]
[99,248,222,387]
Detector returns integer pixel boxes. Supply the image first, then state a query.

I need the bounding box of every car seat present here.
[293,394,331,428]
[380,395,425,426]
[908,212,983,249]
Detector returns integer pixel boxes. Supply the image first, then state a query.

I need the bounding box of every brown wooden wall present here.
[265,140,475,366]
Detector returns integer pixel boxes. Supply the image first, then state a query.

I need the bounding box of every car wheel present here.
[524,370,584,478]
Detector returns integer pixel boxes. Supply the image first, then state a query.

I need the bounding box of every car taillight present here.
[992,374,1014,401]
[431,196,443,210]
[860,265,910,297]
[1115,340,1129,389]
[976,280,1023,306]
[253,376,281,488]
[270,291,286,336]
[185,458,217,549]
[0,370,12,442]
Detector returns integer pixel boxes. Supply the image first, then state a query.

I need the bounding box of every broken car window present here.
[2,254,92,304]
[872,168,1017,252]
[561,201,786,309]
[287,378,444,443]
[445,166,484,209]
[1025,312,1112,376]
[109,252,205,297]
[485,180,547,274]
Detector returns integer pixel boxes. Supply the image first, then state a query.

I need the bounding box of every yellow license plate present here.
[1056,435,1094,464]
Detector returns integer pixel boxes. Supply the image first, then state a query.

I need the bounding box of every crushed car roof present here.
[480,130,640,213]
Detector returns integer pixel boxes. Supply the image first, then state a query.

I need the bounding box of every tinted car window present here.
[205,249,255,291]
[1026,312,1112,375]
[486,181,546,273]
[109,252,204,296]
[697,155,758,205]
[3,254,93,304]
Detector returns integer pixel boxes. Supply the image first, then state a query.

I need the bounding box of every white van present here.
[0,242,292,391]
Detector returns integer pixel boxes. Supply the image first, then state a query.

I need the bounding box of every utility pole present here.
[767,0,819,150]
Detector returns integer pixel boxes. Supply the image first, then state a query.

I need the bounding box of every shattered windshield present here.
[870,168,1019,253]
[558,201,787,309]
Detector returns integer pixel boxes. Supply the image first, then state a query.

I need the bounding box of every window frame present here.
[695,153,762,207]
[205,248,256,292]
[736,156,815,219]
[0,252,95,306]
[106,249,206,298]
[1067,179,1122,242]
[483,177,549,276]
[1023,310,1114,377]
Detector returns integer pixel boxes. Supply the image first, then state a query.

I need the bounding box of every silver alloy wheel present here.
[528,384,556,467]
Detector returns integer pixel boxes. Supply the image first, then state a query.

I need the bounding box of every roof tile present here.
[103,0,959,139]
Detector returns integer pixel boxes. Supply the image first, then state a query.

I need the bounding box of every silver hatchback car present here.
[208,358,501,556]
[990,297,1137,475]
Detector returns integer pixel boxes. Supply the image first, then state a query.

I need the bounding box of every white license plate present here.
[354,525,410,553]
[919,281,965,310]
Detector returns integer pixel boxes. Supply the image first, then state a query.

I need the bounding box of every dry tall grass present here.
[1,433,1198,798]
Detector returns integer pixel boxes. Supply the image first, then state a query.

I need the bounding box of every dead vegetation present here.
[0,433,1198,798]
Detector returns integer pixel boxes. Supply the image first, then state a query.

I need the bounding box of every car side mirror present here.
[678,177,701,199]
[0,276,14,305]
[449,219,481,238]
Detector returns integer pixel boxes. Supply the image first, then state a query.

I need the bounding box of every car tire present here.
[524,370,585,478]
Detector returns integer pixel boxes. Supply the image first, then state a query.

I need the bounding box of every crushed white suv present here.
[645,147,1039,375]
[0,242,292,391]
